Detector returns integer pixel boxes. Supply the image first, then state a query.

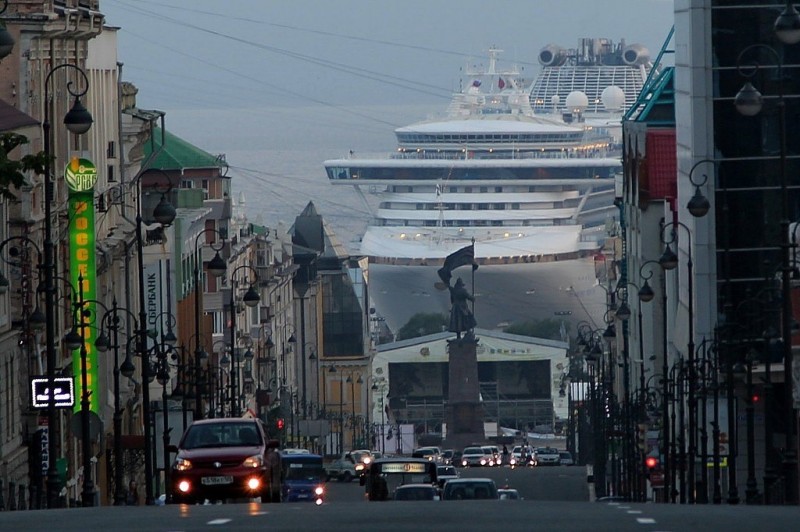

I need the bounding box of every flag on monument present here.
[437,244,478,284]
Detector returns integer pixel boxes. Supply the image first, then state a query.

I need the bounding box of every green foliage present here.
[396,312,447,341]
[504,319,570,341]
[0,132,48,200]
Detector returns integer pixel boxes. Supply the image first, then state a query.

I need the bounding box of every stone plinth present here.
[443,334,485,451]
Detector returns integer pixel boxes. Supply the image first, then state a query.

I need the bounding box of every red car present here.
[170,418,280,504]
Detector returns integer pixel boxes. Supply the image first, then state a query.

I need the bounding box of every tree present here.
[0,133,48,199]
[395,312,447,341]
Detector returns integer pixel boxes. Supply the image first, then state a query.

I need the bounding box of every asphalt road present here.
[3,494,800,531]
[369,259,609,335]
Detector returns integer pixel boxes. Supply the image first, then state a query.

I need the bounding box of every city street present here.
[3,465,799,531]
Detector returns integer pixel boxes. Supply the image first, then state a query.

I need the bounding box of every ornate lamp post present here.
[134,170,176,504]
[41,62,93,508]
[734,32,798,504]
[659,220,698,503]
[228,265,260,417]
[193,230,226,420]
[93,299,139,505]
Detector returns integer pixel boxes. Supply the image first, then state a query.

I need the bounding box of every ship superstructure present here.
[325,42,652,263]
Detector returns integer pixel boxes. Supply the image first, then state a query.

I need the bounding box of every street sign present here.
[30,377,75,409]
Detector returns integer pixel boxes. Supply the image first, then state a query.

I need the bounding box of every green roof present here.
[143,127,224,170]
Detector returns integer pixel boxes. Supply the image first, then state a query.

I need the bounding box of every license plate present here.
[201,476,233,486]
[297,494,309,499]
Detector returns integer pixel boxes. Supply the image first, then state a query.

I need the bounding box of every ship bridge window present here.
[480,186,488,193]
[492,203,504,210]
[495,186,502,193]
[449,186,457,193]
[465,187,472,193]
[512,203,520,210]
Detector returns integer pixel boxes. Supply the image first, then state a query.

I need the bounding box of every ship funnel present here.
[621,44,650,66]
[539,44,568,67]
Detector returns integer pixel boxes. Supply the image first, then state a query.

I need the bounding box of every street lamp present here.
[62,273,96,506]
[659,220,698,503]
[638,259,672,502]
[41,62,93,508]
[134,169,176,505]
[193,229,226,420]
[228,265,260,417]
[735,35,797,505]
[93,299,139,505]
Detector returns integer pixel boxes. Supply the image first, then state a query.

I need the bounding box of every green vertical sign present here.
[65,157,99,414]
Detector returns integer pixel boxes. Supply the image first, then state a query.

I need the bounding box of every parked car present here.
[170,418,280,504]
[436,465,460,488]
[535,447,561,466]
[441,478,499,500]
[559,451,575,466]
[394,483,440,501]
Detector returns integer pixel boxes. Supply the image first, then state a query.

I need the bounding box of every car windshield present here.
[283,462,325,481]
[181,422,262,449]
[463,447,483,455]
[438,466,457,476]
[395,486,435,501]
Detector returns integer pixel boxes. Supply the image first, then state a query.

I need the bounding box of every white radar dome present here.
[565,91,589,112]
[601,86,625,111]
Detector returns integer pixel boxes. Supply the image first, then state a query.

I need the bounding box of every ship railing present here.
[386,150,611,161]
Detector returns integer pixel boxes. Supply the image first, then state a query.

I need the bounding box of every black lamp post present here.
[228,265,260,417]
[638,259,671,502]
[734,32,798,504]
[659,220,697,503]
[93,299,139,505]
[134,170,176,504]
[62,273,96,506]
[193,230,226,420]
[42,62,93,508]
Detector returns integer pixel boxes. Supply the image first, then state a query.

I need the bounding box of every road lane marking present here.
[636,518,657,524]
[207,519,232,525]
[627,510,642,514]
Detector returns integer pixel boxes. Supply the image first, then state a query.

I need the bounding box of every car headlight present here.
[462,460,467,466]
[242,454,264,468]
[363,457,371,465]
[174,457,192,471]
[480,459,486,465]
[355,463,365,471]
[314,486,324,496]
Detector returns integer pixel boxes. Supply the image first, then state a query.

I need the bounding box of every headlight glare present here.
[243,454,264,468]
[174,457,192,471]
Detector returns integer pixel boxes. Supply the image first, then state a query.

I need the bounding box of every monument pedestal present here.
[443,334,485,451]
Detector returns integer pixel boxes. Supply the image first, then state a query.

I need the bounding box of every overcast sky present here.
[101,0,675,152]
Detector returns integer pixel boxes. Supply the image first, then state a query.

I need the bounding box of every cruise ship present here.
[325,39,654,264]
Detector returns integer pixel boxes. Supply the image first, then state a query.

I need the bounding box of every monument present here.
[436,244,485,451]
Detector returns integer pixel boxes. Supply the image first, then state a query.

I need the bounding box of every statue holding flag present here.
[436,243,478,338]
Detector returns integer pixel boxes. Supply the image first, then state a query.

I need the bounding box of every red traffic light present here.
[277,418,285,430]
[645,456,659,469]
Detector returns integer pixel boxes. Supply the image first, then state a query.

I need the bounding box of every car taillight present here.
[242,455,264,468]
[174,458,192,471]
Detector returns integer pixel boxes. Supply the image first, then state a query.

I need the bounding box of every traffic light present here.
[644,456,659,478]
[276,418,285,430]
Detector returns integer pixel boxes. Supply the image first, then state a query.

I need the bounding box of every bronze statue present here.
[448,277,476,337]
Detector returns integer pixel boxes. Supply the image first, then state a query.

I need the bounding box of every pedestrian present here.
[126,480,139,506]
